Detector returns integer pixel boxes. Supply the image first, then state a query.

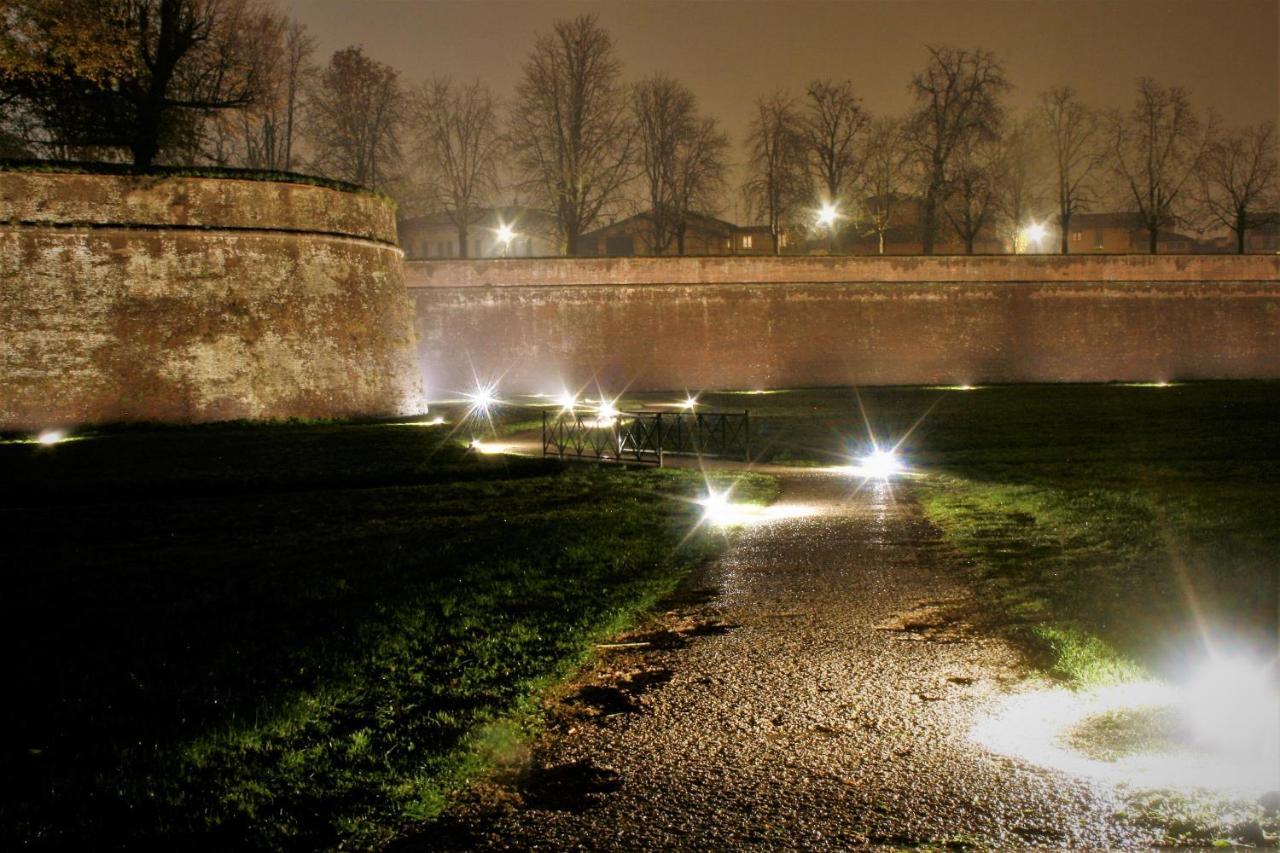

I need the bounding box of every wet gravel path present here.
[411,472,1152,850]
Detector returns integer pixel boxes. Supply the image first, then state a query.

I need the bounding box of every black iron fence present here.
[541,409,750,466]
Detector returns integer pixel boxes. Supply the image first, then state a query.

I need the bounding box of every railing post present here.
[542,409,547,458]
[744,410,751,462]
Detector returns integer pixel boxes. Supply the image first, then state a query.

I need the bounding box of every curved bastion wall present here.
[0,170,422,429]
[405,254,1280,395]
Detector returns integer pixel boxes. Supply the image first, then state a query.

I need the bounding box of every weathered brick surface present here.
[1,172,420,429]
[1,171,397,243]
[406,257,1280,395]
[406,253,1280,287]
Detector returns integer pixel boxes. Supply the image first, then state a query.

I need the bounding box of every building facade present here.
[1062,213,1199,253]
[398,207,558,259]
[578,212,774,257]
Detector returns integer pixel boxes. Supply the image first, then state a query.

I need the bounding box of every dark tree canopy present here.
[410,76,503,257]
[1109,77,1212,254]
[801,78,869,207]
[1039,86,1104,254]
[305,46,403,192]
[1199,121,1278,254]
[509,14,635,256]
[743,93,807,254]
[632,73,729,255]
[903,45,1010,254]
[0,0,268,166]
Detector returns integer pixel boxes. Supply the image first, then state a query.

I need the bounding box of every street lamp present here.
[1021,222,1047,253]
[495,222,516,257]
[816,202,841,253]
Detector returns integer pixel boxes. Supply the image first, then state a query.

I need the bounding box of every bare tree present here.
[631,74,729,254]
[509,14,635,256]
[669,115,730,254]
[410,77,503,258]
[903,45,1010,254]
[1199,122,1278,254]
[858,117,909,255]
[0,0,271,166]
[208,12,313,170]
[944,136,1001,254]
[306,46,403,191]
[1039,86,1104,253]
[743,93,807,254]
[1109,78,1213,254]
[801,79,870,205]
[632,74,693,254]
[993,114,1047,252]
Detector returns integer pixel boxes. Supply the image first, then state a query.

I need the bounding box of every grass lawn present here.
[0,420,772,850]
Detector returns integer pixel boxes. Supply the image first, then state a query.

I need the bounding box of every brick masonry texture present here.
[1,171,421,429]
[405,256,1280,395]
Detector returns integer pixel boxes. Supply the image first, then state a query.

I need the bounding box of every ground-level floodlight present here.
[681,395,699,410]
[466,383,497,414]
[858,447,903,479]
[557,390,577,411]
[37,429,65,445]
[1182,653,1280,756]
[468,439,514,455]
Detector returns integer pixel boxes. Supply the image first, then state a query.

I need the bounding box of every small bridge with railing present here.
[541,409,751,467]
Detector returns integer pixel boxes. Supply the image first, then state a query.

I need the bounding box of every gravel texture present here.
[403,471,1154,850]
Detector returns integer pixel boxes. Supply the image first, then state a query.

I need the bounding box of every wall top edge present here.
[403,255,1280,287]
[0,170,398,245]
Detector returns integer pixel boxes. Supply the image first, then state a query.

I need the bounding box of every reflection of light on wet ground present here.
[972,680,1280,797]
[819,463,916,482]
[3,430,87,446]
[701,499,820,528]
[469,441,516,455]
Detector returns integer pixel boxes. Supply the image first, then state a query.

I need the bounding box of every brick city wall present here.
[1,171,422,429]
[405,255,1280,395]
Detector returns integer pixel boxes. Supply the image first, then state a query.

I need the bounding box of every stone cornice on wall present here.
[1,170,399,247]
[404,254,1280,288]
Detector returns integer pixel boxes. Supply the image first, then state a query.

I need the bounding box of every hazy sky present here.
[291,0,1279,214]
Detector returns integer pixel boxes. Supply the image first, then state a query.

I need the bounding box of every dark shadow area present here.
[518,759,624,812]
[0,418,774,849]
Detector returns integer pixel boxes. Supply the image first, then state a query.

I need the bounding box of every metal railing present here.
[541,409,750,467]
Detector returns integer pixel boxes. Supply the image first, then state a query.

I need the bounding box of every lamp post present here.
[1020,222,1047,254]
[817,202,840,254]
[496,223,516,257]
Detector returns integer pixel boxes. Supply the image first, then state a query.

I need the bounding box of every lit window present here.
[1071,231,1082,242]
[742,235,753,249]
